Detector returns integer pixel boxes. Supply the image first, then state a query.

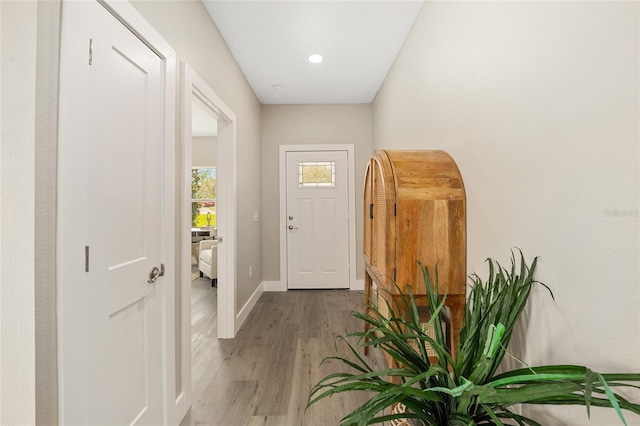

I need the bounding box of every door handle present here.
[288,225,298,230]
[147,263,165,284]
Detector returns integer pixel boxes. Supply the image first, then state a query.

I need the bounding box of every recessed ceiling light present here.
[273,85,283,91]
[308,54,323,64]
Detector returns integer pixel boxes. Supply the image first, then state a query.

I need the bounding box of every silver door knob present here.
[288,225,298,230]
[148,264,165,284]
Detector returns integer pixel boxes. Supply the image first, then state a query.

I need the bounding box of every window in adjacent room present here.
[192,167,216,227]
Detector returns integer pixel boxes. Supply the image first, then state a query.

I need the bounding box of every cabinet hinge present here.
[369,203,374,219]
[88,38,93,65]
[85,246,90,272]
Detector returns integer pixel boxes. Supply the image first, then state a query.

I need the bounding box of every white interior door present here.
[286,151,350,289]
[58,2,165,424]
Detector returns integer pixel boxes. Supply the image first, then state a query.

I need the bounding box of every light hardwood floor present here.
[182,277,382,426]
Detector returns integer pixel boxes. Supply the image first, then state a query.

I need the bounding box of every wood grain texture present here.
[363,150,466,361]
[182,288,385,426]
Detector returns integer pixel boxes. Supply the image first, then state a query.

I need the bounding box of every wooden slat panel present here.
[373,159,387,276]
[363,161,373,261]
[396,187,465,200]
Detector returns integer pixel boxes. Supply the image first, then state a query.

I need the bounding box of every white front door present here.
[286,151,350,289]
[58,2,166,424]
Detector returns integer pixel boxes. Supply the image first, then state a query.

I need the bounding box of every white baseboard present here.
[235,282,264,333]
[263,280,363,291]
[263,280,287,292]
[351,279,364,291]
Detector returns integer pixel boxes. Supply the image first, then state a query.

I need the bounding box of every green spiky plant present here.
[308,252,640,425]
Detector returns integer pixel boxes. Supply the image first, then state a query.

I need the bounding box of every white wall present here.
[34,2,61,423]
[373,2,639,424]
[130,0,263,315]
[1,1,37,424]
[1,1,61,423]
[192,136,217,167]
[261,104,373,282]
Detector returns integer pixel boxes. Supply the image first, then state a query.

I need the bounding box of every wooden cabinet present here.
[363,150,466,360]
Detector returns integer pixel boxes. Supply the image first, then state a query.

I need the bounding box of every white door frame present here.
[278,144,357,291]
[57,0,177,424]
[179,62,238,416]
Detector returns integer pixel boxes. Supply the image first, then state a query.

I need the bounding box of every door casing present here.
[278,144,357,291]
[179,62,238,419]
[57,0,178,423]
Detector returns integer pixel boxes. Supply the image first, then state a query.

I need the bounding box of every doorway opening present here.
[190,96,218,285]
[177,63,237,420]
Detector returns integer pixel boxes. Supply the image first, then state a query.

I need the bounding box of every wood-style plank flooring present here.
[182,275,382,426]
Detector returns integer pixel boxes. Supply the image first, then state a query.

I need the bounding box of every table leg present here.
[191,243,199,264]
[364,272,372,356]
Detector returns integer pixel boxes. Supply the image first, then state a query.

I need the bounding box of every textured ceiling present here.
[203,1,424,104]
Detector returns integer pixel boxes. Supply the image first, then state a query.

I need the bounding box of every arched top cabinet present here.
[363,149,466,358]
